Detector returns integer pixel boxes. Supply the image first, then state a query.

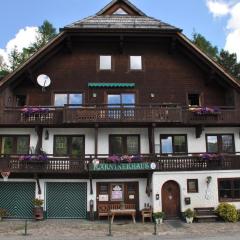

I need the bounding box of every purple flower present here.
[107,155,121,163]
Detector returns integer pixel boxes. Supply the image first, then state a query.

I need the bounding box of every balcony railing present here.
[0,107,63,125]
[63,104,183,123]
[1,153,240,174]
[0,105,239,125]
[183,106,240,125]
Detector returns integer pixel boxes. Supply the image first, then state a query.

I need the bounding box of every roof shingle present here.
[64,15,179,31]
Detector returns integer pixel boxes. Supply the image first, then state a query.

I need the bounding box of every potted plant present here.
[0,208,8,221]
[33,198,44,220]
[153,212,165,224]
[184,208,195,223]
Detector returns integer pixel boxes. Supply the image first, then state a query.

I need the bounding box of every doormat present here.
[166,220,185,228]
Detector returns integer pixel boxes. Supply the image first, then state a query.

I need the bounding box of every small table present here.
[110,209,136,224]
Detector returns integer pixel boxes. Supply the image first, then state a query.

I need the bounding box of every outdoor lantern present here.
[93,93,97,98]
[150,93,155,98]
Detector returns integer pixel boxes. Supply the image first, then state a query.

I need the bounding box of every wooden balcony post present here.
[148,124,155,154]
[94,124,99,157]
[35,126,43,154]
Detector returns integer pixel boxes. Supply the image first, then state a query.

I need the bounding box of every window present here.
[113,8,128,15]
[16,95,26,106]
[206,134,234,153]
[109,135,140,155]
[54,93,83,107]
[99,55,111,70]
[107,93,135,118]
[160,135,187,154]
[188,93,201,107]
[219,178,240,201]
[130,56,142,70]
[187,179,198,193]
[107,93,135,106]
[0,135,29,154]
[54,135,84,156]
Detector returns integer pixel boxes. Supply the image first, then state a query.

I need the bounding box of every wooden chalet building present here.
[1,0,240,220]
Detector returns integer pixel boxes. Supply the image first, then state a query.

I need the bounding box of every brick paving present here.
[0,219,240,240]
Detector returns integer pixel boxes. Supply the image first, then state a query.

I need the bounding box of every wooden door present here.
[162,181,180,218]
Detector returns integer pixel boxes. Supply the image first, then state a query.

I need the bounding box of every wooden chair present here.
[141,208,153,223]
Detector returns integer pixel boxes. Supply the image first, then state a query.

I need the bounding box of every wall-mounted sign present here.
[91,162,156,171]
[99,194,109,202]
[111,184,124,201]
[129,194,135,200]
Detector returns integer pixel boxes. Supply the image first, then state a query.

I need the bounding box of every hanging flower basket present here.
[189,107,221,116]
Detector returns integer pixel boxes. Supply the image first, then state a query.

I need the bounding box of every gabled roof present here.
[63,0,180,31]
[96,0,146,16]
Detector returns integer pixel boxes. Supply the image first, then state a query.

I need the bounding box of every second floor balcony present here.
[0,105,239,126]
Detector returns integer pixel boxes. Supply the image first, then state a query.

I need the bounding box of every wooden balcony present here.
[63,104,183,123]
[183,107,240,125]
[0,107,63,126]
[0,105,239,126]
[1,154,240,175]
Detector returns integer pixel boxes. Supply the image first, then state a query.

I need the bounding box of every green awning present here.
[88,83,135,88]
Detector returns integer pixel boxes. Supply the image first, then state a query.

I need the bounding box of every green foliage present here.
[216,203,238,222]
[4,20,57,73]
[217,50,240,80]
[192,32,240,81]
[192,32,218,60]
[33,198,44,207]
[153,212,165,219]
[0,208,8,218]
[184,208,195,218]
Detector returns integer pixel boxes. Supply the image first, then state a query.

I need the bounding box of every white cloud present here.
[206,0,240,61]
[0,26,38,66]
[225,29,240,58]
[206,0,230,17]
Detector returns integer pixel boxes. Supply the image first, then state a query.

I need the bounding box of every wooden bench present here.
[98,203,135,219]
[194,207,217,222]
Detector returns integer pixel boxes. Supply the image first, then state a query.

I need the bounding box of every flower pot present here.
[155,218,163,224]
[33,207,44,220]
[186,217,193,224]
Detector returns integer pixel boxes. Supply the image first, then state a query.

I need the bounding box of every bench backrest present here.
[98,203,136,213]
[194,207,215,215]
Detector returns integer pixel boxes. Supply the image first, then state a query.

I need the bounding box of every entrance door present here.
[162,181,180,218]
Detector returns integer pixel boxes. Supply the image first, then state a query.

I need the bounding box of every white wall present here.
[2,126,239,155]
[41,128,95,155]
[154,127,240,153]
[152,170,240,213]
[0,128,38,150]
[98,128,149,154]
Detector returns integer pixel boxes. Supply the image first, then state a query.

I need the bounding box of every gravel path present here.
[0,220,240,240]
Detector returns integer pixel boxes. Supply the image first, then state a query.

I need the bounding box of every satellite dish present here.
[37,74,51,91]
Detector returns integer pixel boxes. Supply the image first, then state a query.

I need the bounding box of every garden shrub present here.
[216,203,238,222]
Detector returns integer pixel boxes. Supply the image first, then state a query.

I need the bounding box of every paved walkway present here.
[0,219,240,240]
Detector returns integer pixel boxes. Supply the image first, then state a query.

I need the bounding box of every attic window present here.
[113,8,128,15]
[188,93,201,107]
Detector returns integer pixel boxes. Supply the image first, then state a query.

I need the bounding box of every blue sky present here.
[0,0,239,63]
